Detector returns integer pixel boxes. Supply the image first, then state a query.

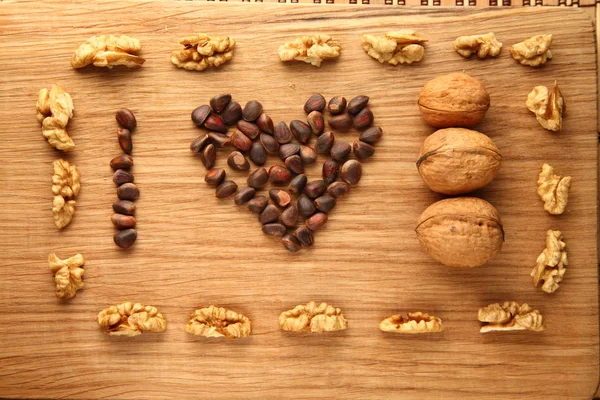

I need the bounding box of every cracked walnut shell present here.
[278,35,341,68]
[526,82,565,132]
[171,34,235,71]
[537,163,571,215]
[52,159,80,199]
[279,301,348,333]
[416,197,504,268]
[97,302,167,337]
[36,85,74,151]
[510,34,552,67]
[71,35,145,69]
[418,72,490,128]
[478,301,546,333]
[379,312,443,334]
[185,305,251,339]
[454,32,502,59]
[531,230,567,294]
[48,253,84,299]
[362,30,427,65]
[417,128,502,195]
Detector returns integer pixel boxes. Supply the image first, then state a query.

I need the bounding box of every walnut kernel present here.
[531,230,567,294]
[171,34,235,71]
[48,253,84,299]
[52,195,76,230]
[52,159,80,199]
[279,301,348,333]
[97,302,167,337]
[526,82,565,132]
[278,35,341,68]
[510,34,552,67]
[478,301,546,333]
[379,312,443,334]
[454,32,502,59]
[36,85,74,151]
[185,305,251,339]
[537,163,571,215]
[71,35,145,69]
[362,30,427,65]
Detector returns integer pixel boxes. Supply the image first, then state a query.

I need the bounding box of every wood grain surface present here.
[0,2,598,399]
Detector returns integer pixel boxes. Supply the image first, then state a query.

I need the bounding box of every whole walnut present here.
[418,72,490,128]
[416,197,504,268]
[417,128,501,195]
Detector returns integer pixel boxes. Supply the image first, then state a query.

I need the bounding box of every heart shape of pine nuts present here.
[190,94,382,252]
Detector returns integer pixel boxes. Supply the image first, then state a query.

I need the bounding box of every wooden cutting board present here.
[0,1,597,399]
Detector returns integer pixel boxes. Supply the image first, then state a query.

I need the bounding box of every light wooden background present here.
[0,1,597,399]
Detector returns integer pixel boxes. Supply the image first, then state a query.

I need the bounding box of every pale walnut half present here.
[379,312,443,334]
[279,301,348,333]
[362,30,427,65]
[52,195,76,229]
[71,35,145,69]
[526,82,565,132]
[36,85,74,151]
[52,159,80,199]
[531,230,568,294]
[278,35,341,68]
[478,301,546,333]
[537,163,571,215]
[185,305,251,339]
[510,34,552,67]
[97,302,167,337]
[48,253,84,299]
[454,32,502,59]
[171,34,235,71]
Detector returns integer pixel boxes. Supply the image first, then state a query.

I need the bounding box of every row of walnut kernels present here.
[414,71,569,297]
[94,300,544,338]
[68,32,552,71]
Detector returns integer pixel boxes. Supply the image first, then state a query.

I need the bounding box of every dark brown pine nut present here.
[282,234,301,252]
[114,229,137,249]
[249,142,267,165]
[304,180,327,198]
[314,194,336,213]
[242,100,263,122]
[113,200,136,215]
[221,101,243,125]
[231,131,252,152]
[288,174,307,195]
[294,225,314,247]
[115,108,137,130]
[204,114,228,133]
[297,194,316,218]
[110,154,133,170]
[352,107,374,130]
[208,132,231,148]
[327,181,350,198]
[347,95,369,115]
[304,93,326,113]
[117,183,140,201]
[316,131,334,154]
[307,111,325,136]
[256,113,274,135]
[280,205,299,227]
[248,196,268,213]
[247,167,269,188]
[216,180,238,198]
[190,134,210,154]
[330,141,351,162]
[117,127,132,154]
[322,159,339,185]
[200,143,216,169]
[269,189,292,208]
[353,140,375,160]
[113,169,134,186]
[227,151,250,171]
[306,212,328,231]
[268,165,291,184]
[237,120,260,139]
[191,105,211,127]
[260,133,279,155]
[274,121,293,144]
[328,96,347,115]
[205,168,226,186]
[262,223,287,237]
[341,160,362,185]
[299,146,317,164]
[234,187,256,205]
[209,94,231,114]
[359,126,383,144]
[284,155,303,175]
[290,120,311,144]
[111,213,136,230]
[279,143,300,160]
[328,113,352,130]
[259,204,280,224]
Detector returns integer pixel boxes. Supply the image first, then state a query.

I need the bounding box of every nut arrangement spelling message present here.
[40,30,569,339]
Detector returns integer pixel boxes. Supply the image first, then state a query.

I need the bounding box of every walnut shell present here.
[418,72,490,128]
[417,128,501,195]
[416,197,504,268]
